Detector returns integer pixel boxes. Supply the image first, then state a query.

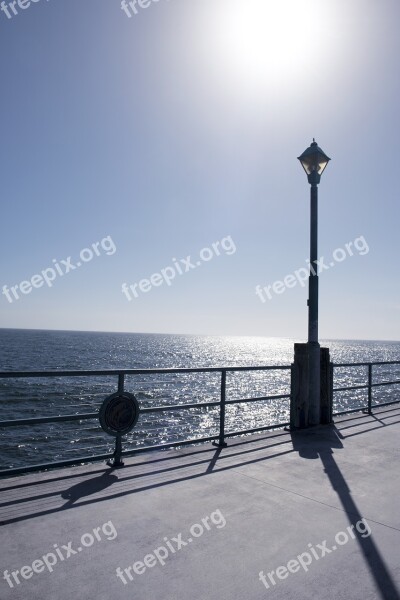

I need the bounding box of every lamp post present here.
[297,139,330,425]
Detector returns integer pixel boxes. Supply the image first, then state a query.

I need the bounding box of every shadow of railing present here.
[0,430,294,525]
[1,402,400,600]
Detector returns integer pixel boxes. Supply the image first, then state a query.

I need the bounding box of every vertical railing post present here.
[320,347,331,425]
[113,434,124,468]
[118,373,124,394]
[329,362,334,423]
[290,363,296,429]
[215,370,227,448]
[111,373,125,467]
[368,364,372,414]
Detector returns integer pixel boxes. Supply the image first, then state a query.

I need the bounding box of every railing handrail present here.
[333,360,400,367]
[0,365,291,378]
[0,359,397,379]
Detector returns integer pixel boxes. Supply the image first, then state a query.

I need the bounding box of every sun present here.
[206,0,331,96]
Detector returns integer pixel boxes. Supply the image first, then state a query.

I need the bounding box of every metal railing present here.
[1,360,399,478]
[332,360,400,416]
[0,365,291,477]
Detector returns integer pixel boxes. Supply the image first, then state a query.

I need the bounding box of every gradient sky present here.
[0,0,399,340]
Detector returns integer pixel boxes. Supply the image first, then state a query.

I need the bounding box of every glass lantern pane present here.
[317,159,329,174]
[300,158,314,174]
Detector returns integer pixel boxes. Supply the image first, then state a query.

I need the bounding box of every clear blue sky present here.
[0,0,399,340]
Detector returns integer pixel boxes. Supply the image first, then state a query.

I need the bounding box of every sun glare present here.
[208,0,331,96]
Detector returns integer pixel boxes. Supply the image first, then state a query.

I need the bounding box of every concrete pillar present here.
[291,343,332,428]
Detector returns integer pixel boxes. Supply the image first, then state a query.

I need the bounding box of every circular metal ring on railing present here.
[99,392,140,436]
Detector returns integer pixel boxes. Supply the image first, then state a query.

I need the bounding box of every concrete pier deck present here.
[1,404,399,600]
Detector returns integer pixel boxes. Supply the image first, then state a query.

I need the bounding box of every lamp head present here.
[298,139,330,184]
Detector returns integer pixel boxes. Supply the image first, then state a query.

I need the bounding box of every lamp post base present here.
[291,343,332,428]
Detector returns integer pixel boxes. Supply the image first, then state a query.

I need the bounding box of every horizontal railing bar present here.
[0,365,292,379]
[333,380,400,393]
[0,435,221,477]
[0,395,292,426]
[63,445,112,453]
[120,438,217,454]
[141,402,221,413]
[120,423,288,449]
[371,399,400,408]
[371,380,400,387]
[333,361,400,367]
[141,395,291,412]
[0,413,98,427]
[333,406,369,416]
[333,384,369,392]
[224,422,289,436]
[333,399,400,416]
[0,418,290,477]
[0,452,115,477]
[0,401,102,406]
[2,361,396,379]
[225,394,290,405]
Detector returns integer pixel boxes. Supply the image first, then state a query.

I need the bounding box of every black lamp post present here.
[297,139,330,424]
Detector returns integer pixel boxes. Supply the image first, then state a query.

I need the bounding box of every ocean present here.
[0,329,399,470]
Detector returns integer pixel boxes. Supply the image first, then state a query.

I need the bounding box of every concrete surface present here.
[0,405,399,600]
